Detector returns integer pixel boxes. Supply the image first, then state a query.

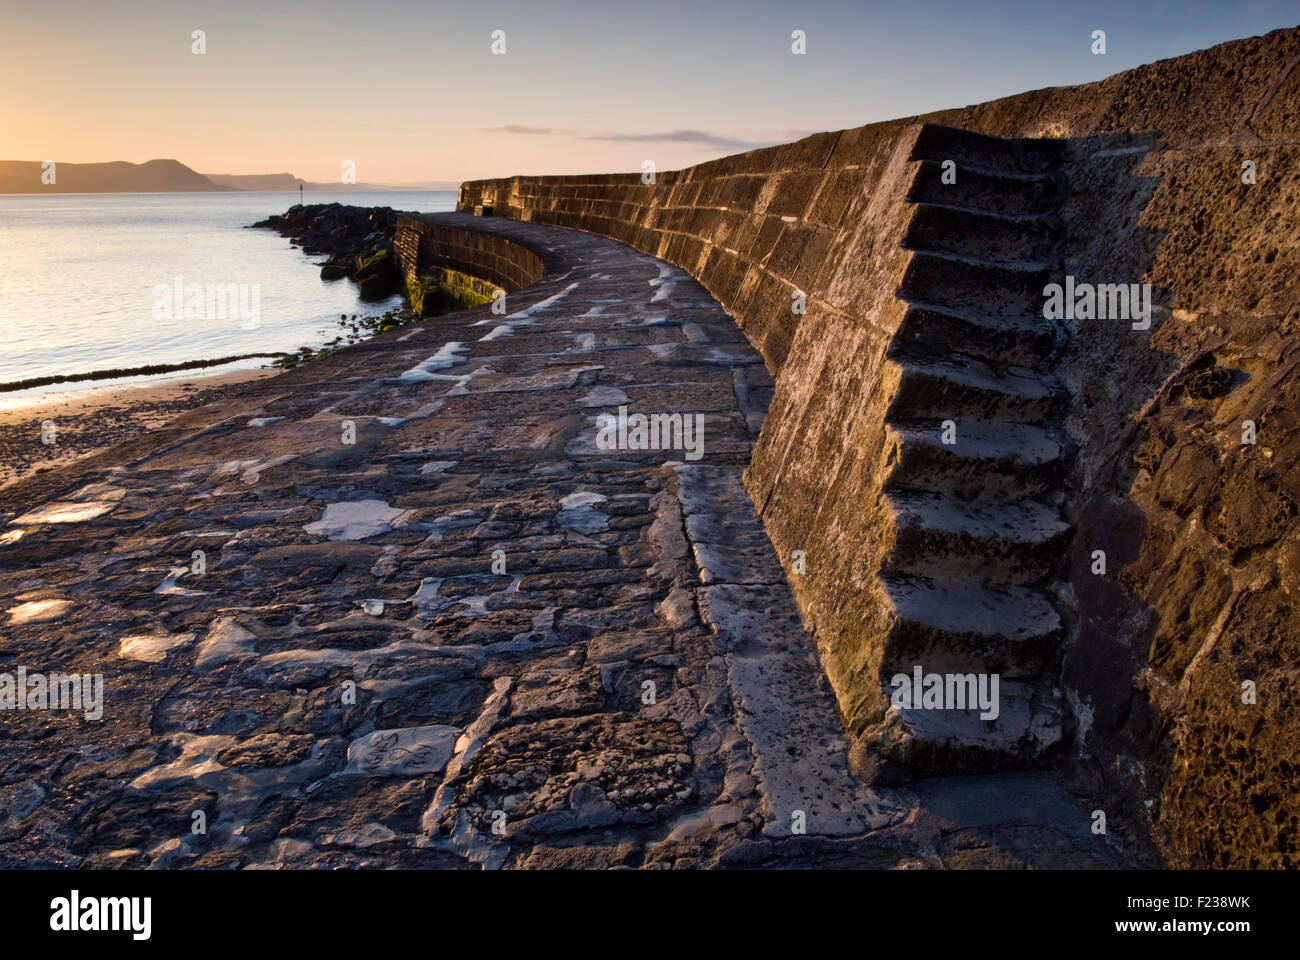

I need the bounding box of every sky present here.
[1,0,1297,184]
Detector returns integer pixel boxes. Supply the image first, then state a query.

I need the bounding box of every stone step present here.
[898,250,1054,320]
[884,418,1068,499]
[882,490,1070,584]
[908,159,1068,217]
[879,575,1063,677]
[904,202,1062,264]
[911,123,1066,175]
[893,298,1062,369]
[865,123,1074,779]
[886,348,1064,423]
[866,673,1067,773]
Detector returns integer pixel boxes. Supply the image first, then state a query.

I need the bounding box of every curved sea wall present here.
[395,217,544,293]
[394,215,547,316]
[457,27,1300,867]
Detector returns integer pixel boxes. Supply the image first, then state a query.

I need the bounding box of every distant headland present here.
[0,158,458,194]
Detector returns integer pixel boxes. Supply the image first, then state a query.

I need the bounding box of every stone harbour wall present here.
[457,26,1300,867]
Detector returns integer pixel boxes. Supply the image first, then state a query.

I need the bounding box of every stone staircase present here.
[866,124,1074,773]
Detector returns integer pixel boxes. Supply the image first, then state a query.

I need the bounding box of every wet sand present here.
[0,367,277,488]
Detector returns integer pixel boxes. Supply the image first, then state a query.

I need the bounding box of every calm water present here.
[0,190,456,394]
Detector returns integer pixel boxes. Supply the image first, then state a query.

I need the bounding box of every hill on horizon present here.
[203,172,305,191]
[0,159,462,195]
[0,158,230,194]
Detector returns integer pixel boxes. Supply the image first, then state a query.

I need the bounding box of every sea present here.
[0,190,457,402]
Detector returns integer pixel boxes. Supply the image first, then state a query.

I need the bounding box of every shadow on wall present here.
[1059,131,1299,868]
[1049,130,1173,863]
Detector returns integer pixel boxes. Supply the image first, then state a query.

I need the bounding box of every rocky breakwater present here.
[251,203,411,301]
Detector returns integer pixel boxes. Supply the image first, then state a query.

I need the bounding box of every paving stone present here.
[344,726,459,777]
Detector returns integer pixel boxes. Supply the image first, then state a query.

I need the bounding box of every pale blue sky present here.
[2,0,1296,182]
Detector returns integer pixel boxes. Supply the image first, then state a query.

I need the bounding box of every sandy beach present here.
[0,366,277,488]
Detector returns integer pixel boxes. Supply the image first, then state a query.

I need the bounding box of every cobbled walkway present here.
[0,215,1126,868]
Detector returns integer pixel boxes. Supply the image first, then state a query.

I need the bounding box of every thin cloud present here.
[480,125,815,153]
[581,129,769,151]
[482,125,556,135]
